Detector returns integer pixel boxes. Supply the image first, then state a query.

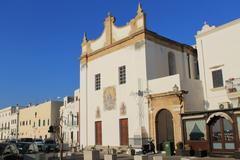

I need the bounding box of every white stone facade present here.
[80,6,204,148]
[60,89,80,148]
[196,18,240,110]
[0,106,19,140]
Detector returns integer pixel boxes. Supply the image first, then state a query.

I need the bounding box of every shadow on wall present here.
[183,79,205,112]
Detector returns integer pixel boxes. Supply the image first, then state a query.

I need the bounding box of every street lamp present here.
[172,84,188,108]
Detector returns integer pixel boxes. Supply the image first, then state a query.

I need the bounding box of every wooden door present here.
[119,119,129,146]
[95,121,102,145]
[155,109,174,151]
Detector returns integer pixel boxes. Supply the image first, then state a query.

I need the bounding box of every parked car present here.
[42,139,59,153]
[16,142,39,154]
[19,138,33,143]
[33,139,44,151]
[0,143,20,160]
[7,139,18,144]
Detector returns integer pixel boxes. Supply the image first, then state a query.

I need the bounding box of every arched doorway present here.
[209,116,235,151]
[155,109,174,151]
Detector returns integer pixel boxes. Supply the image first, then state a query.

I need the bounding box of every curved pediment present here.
[81,3,146,56]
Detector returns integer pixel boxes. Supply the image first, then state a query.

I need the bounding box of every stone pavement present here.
[45,152,238,160]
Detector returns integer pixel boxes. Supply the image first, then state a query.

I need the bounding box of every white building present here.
[181,18,240,154]
[196,19,240,110]
[80,4,203,151]
[0,106,19,140]
[60,89,80,148]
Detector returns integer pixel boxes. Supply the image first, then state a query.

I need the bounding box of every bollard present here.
[104,154,117,160]
[161,151,166,157]
[134,155,148,160]
[153,155,163,160]
[84,150,100,160]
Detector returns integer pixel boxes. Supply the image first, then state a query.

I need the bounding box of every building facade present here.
[0,106,19,140]
[182,19,240,155]
[18,101,63,140]
[80,4,204,150]
[60,89,80,148]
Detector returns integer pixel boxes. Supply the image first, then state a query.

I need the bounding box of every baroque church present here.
[79,4,203,151]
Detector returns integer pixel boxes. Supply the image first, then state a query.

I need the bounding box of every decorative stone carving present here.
[197,21,216,35]
[80,3,146,61]
[96,106,101,119]
[103,86,116,111]
[120,102,127,116]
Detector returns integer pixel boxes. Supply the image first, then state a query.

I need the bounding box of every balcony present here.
[225,78,240,99]
[64,121,78,128]
[0,127,10,131]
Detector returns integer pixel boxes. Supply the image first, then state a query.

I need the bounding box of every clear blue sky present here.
[0,0,239,107]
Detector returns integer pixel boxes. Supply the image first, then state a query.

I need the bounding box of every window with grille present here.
[95,73,101,90]
[212,69,223,88]
[119,65,126,85]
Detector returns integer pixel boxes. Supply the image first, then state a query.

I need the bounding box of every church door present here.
[155,109,174,151]
[95,121,102,145]
[119,119,129,145]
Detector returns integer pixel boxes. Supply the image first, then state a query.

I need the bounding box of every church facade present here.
[79,4,204,150]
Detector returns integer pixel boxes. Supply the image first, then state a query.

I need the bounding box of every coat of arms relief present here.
[103,86,116,111]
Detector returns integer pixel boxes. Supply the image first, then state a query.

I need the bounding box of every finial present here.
[204,21,207,25]
[83,32,88,43]
[137,2,143,15]
[107,11,111,17]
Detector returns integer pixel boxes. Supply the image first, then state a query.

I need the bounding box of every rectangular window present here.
[38,119,41,127]
[43,120,45,126]
[237,116,240,141]
[185,119,206,141]
[77,131,80,143]
[95,73,101,90]
[48,119,50,126]
[72,115,74,126]
[77,112,79,126]
[119,65,126,85]
[212,69,223,88]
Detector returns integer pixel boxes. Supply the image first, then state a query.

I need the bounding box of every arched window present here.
[168,52,176,75]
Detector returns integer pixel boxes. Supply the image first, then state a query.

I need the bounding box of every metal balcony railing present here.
[64,121,78,127]
[0,127,10,131]
[225,78,240,93]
